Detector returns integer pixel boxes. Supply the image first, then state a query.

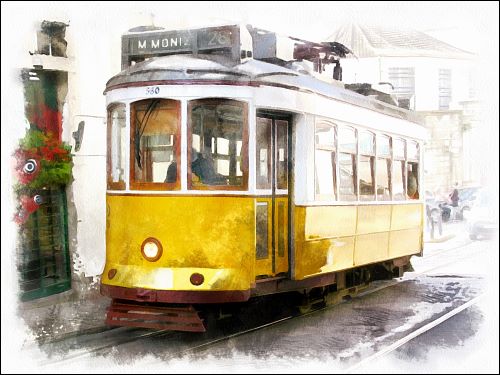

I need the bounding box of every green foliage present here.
[18,127,46,149]
[29,160,73,189]
[14,128,74,193]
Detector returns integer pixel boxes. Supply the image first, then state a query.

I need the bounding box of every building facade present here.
[3,6,147,304]
[326,23,480,196]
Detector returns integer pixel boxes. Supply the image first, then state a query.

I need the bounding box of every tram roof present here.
[105,54,422,125]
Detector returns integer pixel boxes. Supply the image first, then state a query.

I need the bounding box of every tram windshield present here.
[130,99,181,189]
[189,99,247,190]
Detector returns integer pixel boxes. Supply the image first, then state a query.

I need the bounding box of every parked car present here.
[463,189,498,240]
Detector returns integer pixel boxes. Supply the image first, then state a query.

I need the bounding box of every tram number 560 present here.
[146,86,160,95]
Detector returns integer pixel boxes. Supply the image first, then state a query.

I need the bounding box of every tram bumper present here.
[101,265,252,303]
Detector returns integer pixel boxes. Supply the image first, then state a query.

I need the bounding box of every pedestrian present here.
[450,183,459,207]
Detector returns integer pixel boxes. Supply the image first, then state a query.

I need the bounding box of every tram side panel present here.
[102,195,256,293]
[293,203,423,280]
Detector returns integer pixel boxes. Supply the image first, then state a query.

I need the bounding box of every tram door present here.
[255,114,290,278]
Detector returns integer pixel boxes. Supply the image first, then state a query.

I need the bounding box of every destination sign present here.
[121,25,241,69]
[128,30,193,55]
[124,26,236,56]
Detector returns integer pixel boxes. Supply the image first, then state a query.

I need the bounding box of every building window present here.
[388,67,415,109]
[439,69,452,110]
[130,99,181,190]
[315,120,337,200]
[188,99,248,190]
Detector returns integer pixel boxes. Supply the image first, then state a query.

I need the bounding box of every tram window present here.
[359,156,375,200]
[359,131,375,201]
[256,118,272,189]
[314,121,337,200]
[339,153,357,201]
[338,126,357,201]
[378,134,391,158]
[407,162,419,199]
[338,126,356,153]
[393,138,405,159]
[276,120,288,190]
[359,131,375,155]
[393,160,406,200]
[376,158,391,200]
[189,99,248,190]
[376,135,391,201]
[107,104,126,190]
[407,140,419,161]
[130,99,180,190]
[392,138,406,200]
[406,140,419,199]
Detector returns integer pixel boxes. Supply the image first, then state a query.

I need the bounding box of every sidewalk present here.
[18,283,113,345]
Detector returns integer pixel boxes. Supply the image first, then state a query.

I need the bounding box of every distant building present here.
[326,23,481,193]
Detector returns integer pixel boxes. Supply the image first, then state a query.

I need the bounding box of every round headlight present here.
[141,237,163,262]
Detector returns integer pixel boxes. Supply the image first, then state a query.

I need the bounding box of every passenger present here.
[191,150,227,185]
[164,161,177,183]
[407,171,418,199]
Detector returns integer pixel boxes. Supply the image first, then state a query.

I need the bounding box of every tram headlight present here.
[141,237,163,262]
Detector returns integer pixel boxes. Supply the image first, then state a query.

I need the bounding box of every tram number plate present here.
[146,86,160,95]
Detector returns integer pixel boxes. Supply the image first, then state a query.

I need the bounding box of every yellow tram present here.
[100,24,426,331]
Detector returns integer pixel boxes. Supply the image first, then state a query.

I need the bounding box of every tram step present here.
[105,301,206,332]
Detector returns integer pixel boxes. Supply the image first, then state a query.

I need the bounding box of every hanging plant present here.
[13,126,73,192]
[12,126,73,224]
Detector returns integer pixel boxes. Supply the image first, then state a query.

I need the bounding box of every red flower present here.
[13,195,41,225]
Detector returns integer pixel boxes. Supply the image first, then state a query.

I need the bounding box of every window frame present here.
[358,130,376,201]
[376,134,392,201]
[129,98,181,191]
[187,98,249,191]
[314,119,338,201]
[107,103,127,191]
[406,140,420,200]
[338,125,358,201]
[392,137,407,201]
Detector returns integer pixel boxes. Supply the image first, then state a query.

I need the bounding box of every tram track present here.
[37,327,177,365]
[160,239,487,359]
[37,237,487,366]
[344,293,485,373]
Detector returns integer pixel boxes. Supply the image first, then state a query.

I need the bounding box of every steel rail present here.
[344,294,485,373]
[37,328,175,366]
[164,240,487,358]
[37,237,485,365]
